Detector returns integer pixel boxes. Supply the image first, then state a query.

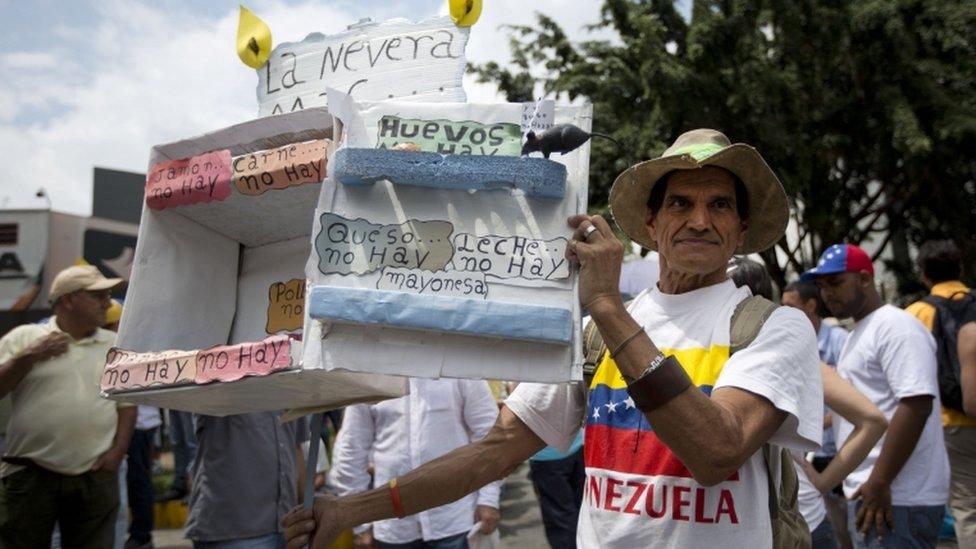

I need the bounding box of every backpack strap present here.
[731,295,800,542]
[581,299,635,386]
[763,445,779,519]
[730,295,778,355]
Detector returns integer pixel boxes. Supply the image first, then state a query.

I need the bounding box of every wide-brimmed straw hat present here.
[609,129,789,254]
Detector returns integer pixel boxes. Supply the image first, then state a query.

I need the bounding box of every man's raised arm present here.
[283,404,546,548]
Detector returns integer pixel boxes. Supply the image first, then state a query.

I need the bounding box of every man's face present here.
[781,290,818,327]
[646,167,746,277]
[815,272,866,319]
[62,289,112,329]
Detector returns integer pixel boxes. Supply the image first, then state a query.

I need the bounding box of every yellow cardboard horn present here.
[237,5,272,69]
[449,0,482,27]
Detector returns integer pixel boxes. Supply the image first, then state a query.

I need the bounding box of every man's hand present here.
[475,505,500,534]
[353,528,377,549]
[90,446,126,472]
[565,215,624,311]
[284,495,342,549]
[852,478,893,539]
[22,332,70,364]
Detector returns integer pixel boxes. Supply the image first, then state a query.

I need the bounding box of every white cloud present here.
[0,0,609,215]
[0,52,59,70]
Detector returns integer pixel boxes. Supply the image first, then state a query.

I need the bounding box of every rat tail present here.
[589,132,621,149]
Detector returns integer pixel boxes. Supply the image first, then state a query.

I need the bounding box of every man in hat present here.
[283,129,823,548]
[803,244,949,548]
[0,265,137,548]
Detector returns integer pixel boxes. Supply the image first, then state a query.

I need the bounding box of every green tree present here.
[470,0,976,292]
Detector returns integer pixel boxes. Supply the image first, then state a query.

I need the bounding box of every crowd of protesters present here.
[0,128,973,549]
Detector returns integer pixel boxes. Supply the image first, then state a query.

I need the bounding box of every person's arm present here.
[0,332,70,397]
[958,322,976,418]
[324,405,377,545]
[460,381,503,535]
[284,405,546,549]
[803,364,887,493]
[570,215,790,486]
[92,405,137,472]
[852,395,931,535]
[853,317,940,537]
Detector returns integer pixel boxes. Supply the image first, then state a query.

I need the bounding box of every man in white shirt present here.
[285,129,823,548]
[803,243,950,548]
[327,378,501,548]
[0,265,136,548]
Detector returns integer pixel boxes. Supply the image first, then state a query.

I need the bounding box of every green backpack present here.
[582,295,811,549]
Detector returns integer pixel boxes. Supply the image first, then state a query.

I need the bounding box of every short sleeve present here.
[878,310,938,400]
[0,325,43,364]
[505,381,586,453]
[714,306,823,452]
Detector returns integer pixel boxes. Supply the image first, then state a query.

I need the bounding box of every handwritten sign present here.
[195,336,292,383]
[451,234,569,281]
[101,349,197,392]
[315,213,454,275]
[522,100,555,135]
[376,116,521,156]
[257,16,469,116]
[146,150,232,209]
[233,140,329,196]
[376,267,488,298]
[266,279,305,333]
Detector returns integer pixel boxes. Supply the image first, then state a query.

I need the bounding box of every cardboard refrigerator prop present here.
[104,108,406,416]
[305,89,590,382]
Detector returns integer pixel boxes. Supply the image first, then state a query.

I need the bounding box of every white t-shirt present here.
[834,305,950,506]
[793,454,827,532]
[507,280,822,548]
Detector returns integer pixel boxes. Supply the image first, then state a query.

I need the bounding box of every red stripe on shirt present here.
[584,423,739,481]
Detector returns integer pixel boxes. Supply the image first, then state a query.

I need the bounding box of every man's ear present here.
[804,297,818,317]
[737,219,748,248]
[645,209,658,245]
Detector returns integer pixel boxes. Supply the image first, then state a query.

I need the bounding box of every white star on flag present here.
[592,406,601,420]
[605,401,619,414]
[623,397,636,410]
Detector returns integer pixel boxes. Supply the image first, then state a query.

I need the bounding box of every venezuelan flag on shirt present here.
[584,345,738,480]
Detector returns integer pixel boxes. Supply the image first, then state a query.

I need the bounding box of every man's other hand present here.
[353,528,377,548]
[475,505,500,534]
[90,446,126,472]
[23,333,70,364]
[852,478,893,540]
[284,495,341,549]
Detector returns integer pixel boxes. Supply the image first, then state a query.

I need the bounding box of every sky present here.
[0,0,629,215]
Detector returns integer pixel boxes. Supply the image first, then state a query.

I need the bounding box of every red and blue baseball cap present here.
[801,244,874,281]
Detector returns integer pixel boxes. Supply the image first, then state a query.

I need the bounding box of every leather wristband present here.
[626,355,692,412]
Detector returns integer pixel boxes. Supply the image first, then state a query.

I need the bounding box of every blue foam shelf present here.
[308,286,573,345]
[332,148,567,199]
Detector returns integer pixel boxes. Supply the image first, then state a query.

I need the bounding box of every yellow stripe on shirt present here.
[590,345,731,390]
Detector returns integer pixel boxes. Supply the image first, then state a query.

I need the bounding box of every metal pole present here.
[304,413,325,510]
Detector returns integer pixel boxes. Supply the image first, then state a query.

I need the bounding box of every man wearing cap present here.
[283,129,823,548]
[803,244,949,548]
[0,265,137,548]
